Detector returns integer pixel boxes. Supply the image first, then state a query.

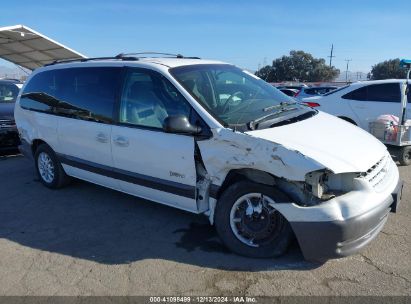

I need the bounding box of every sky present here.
[1,0,410,74]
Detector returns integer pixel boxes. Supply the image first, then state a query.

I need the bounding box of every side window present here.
[57,67,122,122]
[342,86,367,101]
[21,67,121,123]
[119,69,191,129]
[367,83,400,102]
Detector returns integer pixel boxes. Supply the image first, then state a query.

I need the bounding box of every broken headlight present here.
[305,171,329,199]
[305,170,358,200]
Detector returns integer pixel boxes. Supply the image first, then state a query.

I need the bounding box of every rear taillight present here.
[303,102,320,107]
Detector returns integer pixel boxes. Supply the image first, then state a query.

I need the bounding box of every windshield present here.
[170,64,314,129]
[0,82,19,103]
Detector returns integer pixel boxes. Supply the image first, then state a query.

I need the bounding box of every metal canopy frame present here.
[0,24,86,70]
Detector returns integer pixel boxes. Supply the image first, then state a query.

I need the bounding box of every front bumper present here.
[0,127,20,150]
[290,182,402,261]
[274,156,402,261]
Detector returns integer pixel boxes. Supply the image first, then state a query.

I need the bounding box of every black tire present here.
[398,146,411,166]
[34,144,71,189]
[215,181,293,258]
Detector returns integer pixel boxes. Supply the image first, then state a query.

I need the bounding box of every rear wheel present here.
[215,181,293,258]
[34,144,71,188]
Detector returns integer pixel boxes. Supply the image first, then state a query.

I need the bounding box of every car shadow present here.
[0,155,322,272]
[0,148,20,159]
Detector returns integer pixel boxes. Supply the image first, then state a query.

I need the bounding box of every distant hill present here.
[0,65,30,80]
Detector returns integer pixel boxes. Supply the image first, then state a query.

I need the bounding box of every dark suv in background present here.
[0,79,21,151]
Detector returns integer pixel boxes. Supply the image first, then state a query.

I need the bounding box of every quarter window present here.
[119,69,191,129]
[20,71,58,112]
[342,86,367,101]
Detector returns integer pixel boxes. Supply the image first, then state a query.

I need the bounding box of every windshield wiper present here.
[248,104,299,130]
[262,101,296,112]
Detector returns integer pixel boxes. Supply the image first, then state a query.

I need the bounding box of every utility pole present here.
[345,59,352,83]
[328,44,335,67]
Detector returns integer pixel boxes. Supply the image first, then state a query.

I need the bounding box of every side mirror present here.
[163,115,202,135]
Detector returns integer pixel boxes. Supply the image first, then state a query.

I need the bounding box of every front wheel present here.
[215,181,293,258]
[34,144,71,189]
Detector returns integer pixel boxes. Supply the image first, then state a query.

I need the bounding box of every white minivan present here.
[15,54,402,261]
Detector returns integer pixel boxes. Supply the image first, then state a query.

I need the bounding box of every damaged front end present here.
[194,128,330,222]
[193,124,399,261]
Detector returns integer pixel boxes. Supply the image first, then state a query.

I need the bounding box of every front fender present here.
[197,128,325,187]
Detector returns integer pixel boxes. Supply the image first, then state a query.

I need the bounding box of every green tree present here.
[255,50,340,82]
[255,65,274,81]
[370,59,407,80]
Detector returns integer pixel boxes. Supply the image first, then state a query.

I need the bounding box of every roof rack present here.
[44,52,200,66]
[115,52,201,59]
[44,55,138,66]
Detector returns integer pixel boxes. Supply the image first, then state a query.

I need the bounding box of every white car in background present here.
[302,79,411,130]
[294,86,338,100]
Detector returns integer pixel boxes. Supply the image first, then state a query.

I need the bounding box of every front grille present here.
[0,119,15,128]
[360,154,391,190]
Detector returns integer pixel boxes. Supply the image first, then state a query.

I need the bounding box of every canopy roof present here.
[0,24,86,70]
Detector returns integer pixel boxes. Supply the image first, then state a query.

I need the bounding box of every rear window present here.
[304,88,334,95]
[0,82,19,103]
[303,88,317,95]
[323,85,349,96]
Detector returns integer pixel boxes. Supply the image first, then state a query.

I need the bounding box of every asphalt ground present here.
[0,151,409,296]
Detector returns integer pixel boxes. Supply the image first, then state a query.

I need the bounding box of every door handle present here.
[113,136,129,147]
[96,132,108,143]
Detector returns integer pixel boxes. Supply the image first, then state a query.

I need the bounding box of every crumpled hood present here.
[247,111,387,174]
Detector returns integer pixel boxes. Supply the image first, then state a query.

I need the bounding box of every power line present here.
[345,59,352,83]
[328,44,335,67]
